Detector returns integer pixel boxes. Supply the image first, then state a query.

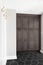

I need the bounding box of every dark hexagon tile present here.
[31,63,37,65]
[6,52,43,65]
[20,57,25,61]
[38,63,43,65]
[18,61,24,65]
[32,60,38,64]
[25,60,31,65]
[26,57,32,61]
[10,61,17,65]
[39,60,43,63]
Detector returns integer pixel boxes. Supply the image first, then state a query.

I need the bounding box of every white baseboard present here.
[6,56,17,60]
[0,56,17,65]
[40,50,43,53]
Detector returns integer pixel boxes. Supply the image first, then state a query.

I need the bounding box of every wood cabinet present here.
[17,14,40,51]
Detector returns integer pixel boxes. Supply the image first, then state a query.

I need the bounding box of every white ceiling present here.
[1,0,43,14]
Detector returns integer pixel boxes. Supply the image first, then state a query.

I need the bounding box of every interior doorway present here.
[16,13,41,51]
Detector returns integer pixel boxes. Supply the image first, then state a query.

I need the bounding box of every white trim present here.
[0,56,17,65]
[6,56,17,60]
[40,50,43,53]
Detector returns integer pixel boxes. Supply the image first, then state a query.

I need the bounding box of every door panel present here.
[34,17,39,29]
[17,14,40,51]
[22,16,28,29]
[17,16,22,29]
[28,30,34,41]
[22,30,28,41]
[17,40,22,51]
[28,41,35,50]
[23,40,27,50]
[28,17,33,29]
[17,30,22,40]
[33,30,39,41]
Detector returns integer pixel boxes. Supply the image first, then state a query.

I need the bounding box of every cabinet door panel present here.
[27,40,35,50]
[28,30,34,41]
[22,17,28,28]
[22,30,28,41]
[17,16,22,28]
[28,17,33,29]
[23,40,27,51]
[17,40,23,51]
[17,30,22,40]
[33,30,39,41]
[34,17,39,29]
[33,30,39,50]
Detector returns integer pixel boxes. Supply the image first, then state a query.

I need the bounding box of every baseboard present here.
[40,50,43,53]
[0,56,17,65]
[6,56,17,60]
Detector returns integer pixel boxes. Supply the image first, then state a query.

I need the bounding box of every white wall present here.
[0,9,6,65]
[0,9,16,65]
[0,11,2,59]
[6,9,16,59]
[6,0,43,14]
[0,10,3,65]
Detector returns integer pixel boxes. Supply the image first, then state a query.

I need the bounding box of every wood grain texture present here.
[16,14,41,51]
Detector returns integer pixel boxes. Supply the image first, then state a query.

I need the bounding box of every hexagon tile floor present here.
[6,51,43,65]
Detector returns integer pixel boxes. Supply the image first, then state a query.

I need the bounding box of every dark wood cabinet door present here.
[17,14,40,51]
[28,16,34,29]
[17,30,22,40]
[22,16,28,29]
[17,15,22,29]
